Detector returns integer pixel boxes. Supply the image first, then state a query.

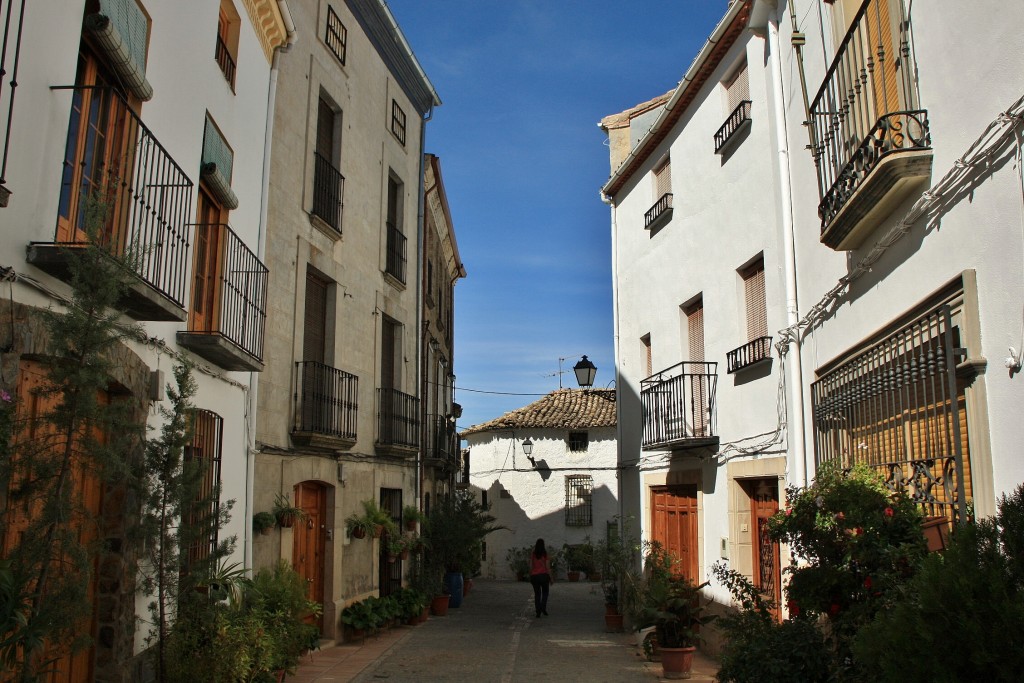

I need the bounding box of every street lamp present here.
[522,438,533,456]
[573,355,597,389]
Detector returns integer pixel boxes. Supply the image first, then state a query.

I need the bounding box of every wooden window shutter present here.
[687,302,705,362]
[654,159,671,199]
[725,60,750,111]
[381,317,397,389]
[316,97,335,160]
[642,335,652,377]
[303,270,328,364]
[743,259,768,341]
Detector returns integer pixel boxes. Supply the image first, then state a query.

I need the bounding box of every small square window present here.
[567,431,588,452]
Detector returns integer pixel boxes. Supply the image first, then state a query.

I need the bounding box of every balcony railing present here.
[714,100,752,154]
[293,361,358,442]
[644,193,673,230]
[312,151,344,232]
[809,0,930,249]
[215,33,236,89]
[31,85,193,319]
[425,414,457,466]
[0,0,27,207]
[177,224,266,370]
[640,361,718,450]
[727,336,773,374]
[385,221,407,283]
[377,387,419,450]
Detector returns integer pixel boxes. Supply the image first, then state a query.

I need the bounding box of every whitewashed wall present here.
[465,427,618,580]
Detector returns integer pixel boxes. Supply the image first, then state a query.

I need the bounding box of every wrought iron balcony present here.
[311,151,344,232]
[809,0,930,251]
[292,361,358,448]
[714,100,752,154]
[28,85,193,321]
[425,414,458,468]
[385,221,407,283]
[215,33,236,89]
[727,336,772,374]
[377,387,419,453]
[644,193,673,231]
[177,224,267,371]
[640,361,718,450]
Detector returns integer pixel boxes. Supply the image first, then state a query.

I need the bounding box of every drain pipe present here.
[768,10,807,486]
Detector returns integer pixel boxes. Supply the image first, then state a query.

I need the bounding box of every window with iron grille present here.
[565,475,593,526]
[183,410,224,572]
[811,303,972,522]
[325,5,347,65]
[391,100,407,146]
[742,258,767,341]
[567,431,588,452]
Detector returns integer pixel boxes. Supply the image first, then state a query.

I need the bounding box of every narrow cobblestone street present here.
[290,580,719,682]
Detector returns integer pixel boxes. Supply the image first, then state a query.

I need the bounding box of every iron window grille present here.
[385,221,407,282]
[565,475,593,526]
[293,361,358,440]
[0,0,26,205]
[567,431,588,452]
[214,32,236,88]
[325,5,347,65]
[811,304,969,523]
[183,409,224,572]
[391,99,406,146]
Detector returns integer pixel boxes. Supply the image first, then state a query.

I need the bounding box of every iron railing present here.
[425,414,457,465]
[189,223,267,361]
[377,387,419,449]
[811,305,968,523]
[312,151,344,232]
[808,0,927,228]
[644,193,673,230]
[54,85,193,308]
[640,361,718,449]
[0,0,27,204]
[727,336,772,374]
[385,221,406,283]
[215,33,236,89]
[293,361,358,440]
[714,100,752,153]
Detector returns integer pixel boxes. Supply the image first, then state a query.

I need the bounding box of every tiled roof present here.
[460,389,616,437]
[598,90,673,131]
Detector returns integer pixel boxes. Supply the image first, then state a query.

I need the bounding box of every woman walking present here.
[530,538,552,618]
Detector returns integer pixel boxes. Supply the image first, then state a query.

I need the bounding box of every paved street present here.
[291,579,719,682]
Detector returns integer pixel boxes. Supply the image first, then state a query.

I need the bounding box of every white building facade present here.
[602,0,1024,626]
[0,0,290,677]
[461,389,618,580]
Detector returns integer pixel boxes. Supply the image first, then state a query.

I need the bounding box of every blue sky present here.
[384,1,729,432]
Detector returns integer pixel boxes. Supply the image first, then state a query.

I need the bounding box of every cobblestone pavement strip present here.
[290,579,719,683]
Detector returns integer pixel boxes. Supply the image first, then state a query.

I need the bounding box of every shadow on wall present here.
[465,480,619,581]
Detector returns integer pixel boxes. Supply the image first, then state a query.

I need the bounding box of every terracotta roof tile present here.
[460,389,616,437]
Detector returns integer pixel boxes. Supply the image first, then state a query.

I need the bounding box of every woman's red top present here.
[530,552,550,576]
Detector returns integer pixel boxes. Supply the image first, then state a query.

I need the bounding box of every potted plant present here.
[506,545,530,581]
[253,511,276,536]
[386,533,416,562]
[361,499,397,538]
[273,492,305,529]
[402,504,425,531]
[603,581,624,632]
[345,511,372,539]
[638,544,716,680]
[422,492,505,608]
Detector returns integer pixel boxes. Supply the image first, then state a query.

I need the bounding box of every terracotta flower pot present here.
[351,526,366,539]
[278,513,296,529]
[660,646,696,680]
[604,613,624,632]
[567,571,580,582]
[430,594,450,616]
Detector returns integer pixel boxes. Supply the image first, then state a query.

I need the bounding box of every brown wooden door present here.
[292,482,327,630]
[650,486,699,582]
[4,360,104,682]
[189,189,225,333]
[743,479,782,621]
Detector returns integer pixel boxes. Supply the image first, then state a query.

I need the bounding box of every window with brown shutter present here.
[381,316,399,389]
[742,258,767,341]
[641,334,653,377]
[654,158,671,201]
[724,59,750,113]
[685,299,708,436]
[303,269,329,364]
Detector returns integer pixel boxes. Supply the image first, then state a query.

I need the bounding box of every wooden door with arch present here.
[293,481,328,630]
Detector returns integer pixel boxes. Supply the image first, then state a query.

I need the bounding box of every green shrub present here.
[852,484,1024,682]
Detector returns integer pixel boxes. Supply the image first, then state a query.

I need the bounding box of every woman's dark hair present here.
[533,538,547,558]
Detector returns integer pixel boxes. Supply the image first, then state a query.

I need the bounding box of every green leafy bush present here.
[852,484,1024,682]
